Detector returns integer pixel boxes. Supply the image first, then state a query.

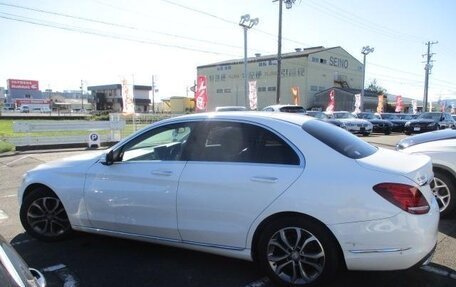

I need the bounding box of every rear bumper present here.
[328,197,439,271]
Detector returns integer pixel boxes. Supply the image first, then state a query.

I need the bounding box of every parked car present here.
[40,107,51,113]
[20,105,30,113]
[18,112,439,286]
[452,114,456,121]
[262,104,306,114]
[215,106,247,112]
[378,113,409,132]
[0,234,46,287]
[397,129,456,217]
[329,111,373,136]
[305,110,346,129]
[404,112,455,135]
[354,112,393,135]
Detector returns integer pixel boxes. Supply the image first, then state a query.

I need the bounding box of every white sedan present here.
[18,112,439,286]
[330,111,373,136]
[397,129,456,217]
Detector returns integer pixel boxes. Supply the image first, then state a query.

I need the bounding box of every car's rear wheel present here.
[431,170,455,218]
[256,216,340,286]
[20,188,73,241]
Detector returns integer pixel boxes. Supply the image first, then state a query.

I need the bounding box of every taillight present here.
[373,183,430,214]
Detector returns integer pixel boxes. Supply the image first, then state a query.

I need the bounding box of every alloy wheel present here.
[26,196,70,237]
[267,227,325,285]
[431,177,451,212]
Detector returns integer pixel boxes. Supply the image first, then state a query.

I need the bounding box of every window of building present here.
[311,57,319,63]
[223,89,231,93]
[318,86,325,91]
[310,86,318,92]
[258,87,266,92]
[216,89,223,93]
[320,58,327,64]
[267,86,276,92]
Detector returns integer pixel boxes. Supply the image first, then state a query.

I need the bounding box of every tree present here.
[367,79,387,95]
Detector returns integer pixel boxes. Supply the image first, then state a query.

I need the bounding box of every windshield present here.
[333,112,355,119]
[280,106,306,113]
[418,113,441,120]
[382,114,400,120]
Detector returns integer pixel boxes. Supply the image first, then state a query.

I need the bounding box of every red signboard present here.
[195,75,208,111]
[8,79,39,90]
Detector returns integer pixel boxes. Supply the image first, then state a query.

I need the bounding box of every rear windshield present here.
[302,120,377,159]
[280,106,306,113]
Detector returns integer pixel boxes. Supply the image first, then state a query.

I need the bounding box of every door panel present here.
[85,161,186,240]
[177,162,302,248]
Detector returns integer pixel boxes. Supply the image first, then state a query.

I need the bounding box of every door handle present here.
[151,170,173,176]
[251,176,278,183]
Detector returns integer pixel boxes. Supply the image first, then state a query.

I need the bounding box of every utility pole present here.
[423,41,438,112]
[151,75,156,113]
[80,80,84,111]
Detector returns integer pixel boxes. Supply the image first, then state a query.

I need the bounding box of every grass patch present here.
[0,140,14,153]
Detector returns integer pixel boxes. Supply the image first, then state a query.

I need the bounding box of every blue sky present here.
[0,0,455,101]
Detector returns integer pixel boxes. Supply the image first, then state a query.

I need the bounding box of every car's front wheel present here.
[431,170,455,218]
[20,188,73,241]
[256,216,340,286]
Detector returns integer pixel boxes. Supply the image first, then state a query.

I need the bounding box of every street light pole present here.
[360,46,374,112]
[239,14,259,109]
[80,80,84,111]
[274,0,296,104]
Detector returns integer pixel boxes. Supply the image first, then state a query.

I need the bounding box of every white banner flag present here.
[248,81,257,110]
[354,93,361,113]
[121,78,135,114]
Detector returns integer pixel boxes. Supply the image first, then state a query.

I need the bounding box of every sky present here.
[0,0,455,102]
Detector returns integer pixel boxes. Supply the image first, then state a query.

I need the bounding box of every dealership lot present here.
[1,135,455,287]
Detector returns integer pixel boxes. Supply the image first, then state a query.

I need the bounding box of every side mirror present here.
[101,150,114,166]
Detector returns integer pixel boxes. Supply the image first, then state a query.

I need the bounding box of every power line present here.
[0,12,241,57]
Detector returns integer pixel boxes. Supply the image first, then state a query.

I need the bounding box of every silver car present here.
[329,111,373,136]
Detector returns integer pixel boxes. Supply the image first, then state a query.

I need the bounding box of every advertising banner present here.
[291,86,300,105]
[195,75,208,112]
[412,100,418,114]
[376,95,384,113]
[325,89,335,112]
[8,79,39,90]
[248,81,257,110]
[121,78,135,114]
[354,93,361,113]
[395,95,403,112]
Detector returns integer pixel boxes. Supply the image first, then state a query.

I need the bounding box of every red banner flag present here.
[395,95,403,112]
[325,89,335,112]
[195,75,208,112]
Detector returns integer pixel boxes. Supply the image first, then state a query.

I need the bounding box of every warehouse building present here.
[196,46,364,111]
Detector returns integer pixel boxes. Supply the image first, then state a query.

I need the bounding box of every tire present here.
[431,170,455,218]
[405,131,411,135]
[362,132,370,137]
[20,188,73,241]
[256,216,340,286]
[384,129,391,135]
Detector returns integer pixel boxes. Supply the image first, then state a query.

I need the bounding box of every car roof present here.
[159,111,312,126]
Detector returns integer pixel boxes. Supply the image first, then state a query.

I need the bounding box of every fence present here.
[6,113,181,150]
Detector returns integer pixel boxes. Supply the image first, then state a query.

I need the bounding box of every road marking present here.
[0,209,8,220]
[0,194,17,199]
[243,277,270,287]
[42,264,67,272]
[10,238,36,246]
[421,265,456,280]
[43,264,80,287]
[5,156,31,166]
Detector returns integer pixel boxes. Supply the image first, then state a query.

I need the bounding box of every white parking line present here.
[0,209,8,220]
[0,194,17,199]
[43,264,80,287]
[421,265,456,280]
[10,238,36,246]
[243,277,270,287]
[42,264,67,272]
[5,156,31,166]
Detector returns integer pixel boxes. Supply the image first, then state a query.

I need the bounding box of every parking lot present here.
[1,134,455,287]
